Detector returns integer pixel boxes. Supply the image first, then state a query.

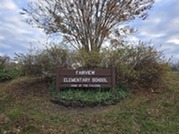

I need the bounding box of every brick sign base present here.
[56,67,116,94]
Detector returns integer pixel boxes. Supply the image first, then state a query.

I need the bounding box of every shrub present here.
[15,45,73,77]
[0,56,21,82]
[75,49,102,68]
[100,42,167,90]
[0,55,10,70]
[15,41,167,91]
[0,71,11,82]
[50,84,129,107]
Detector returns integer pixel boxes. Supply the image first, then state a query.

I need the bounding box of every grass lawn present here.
[0,72,178,133]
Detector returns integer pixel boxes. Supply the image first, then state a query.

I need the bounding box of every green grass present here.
[0,72,178,133]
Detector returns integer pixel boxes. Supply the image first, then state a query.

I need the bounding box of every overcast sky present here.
[0,0,179,62]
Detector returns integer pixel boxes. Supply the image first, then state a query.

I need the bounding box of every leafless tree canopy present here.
[24,0,154,52]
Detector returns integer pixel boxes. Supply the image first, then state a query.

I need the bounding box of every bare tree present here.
[23,0,154,53]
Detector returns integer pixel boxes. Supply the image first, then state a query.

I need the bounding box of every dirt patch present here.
[4,77,50,99]
[0,113,10,125]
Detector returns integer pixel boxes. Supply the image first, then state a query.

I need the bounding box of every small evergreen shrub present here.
[0,56,21,82]
[49,84,129,107]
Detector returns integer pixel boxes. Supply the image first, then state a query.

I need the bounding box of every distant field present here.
[0,72,178,133]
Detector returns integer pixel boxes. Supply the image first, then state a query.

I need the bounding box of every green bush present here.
[0,71,11,82]
[0,56,21,82]
[0,68,21,82]
[50,85,129,107]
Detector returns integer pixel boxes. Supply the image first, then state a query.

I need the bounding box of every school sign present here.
[56,67,116,93]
